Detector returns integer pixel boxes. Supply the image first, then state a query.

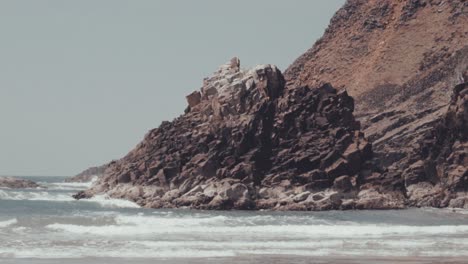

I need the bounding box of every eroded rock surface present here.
[75,58,385,210]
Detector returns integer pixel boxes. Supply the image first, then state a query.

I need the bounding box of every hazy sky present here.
[0,0,345,176]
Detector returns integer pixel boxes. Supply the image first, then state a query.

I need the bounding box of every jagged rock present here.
[75,58,378,210]
[230,57,240,72]
[355,189,405,210]
[333,175,353,192]
[403,160,427,187]
[406,182,447,207]
[293,191,311,203]
[449,196,468,209]
[186,91,202,108]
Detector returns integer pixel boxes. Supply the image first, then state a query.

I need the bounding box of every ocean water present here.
[1,176,468,264]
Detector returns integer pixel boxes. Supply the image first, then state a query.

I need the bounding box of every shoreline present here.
[3,256,468,264]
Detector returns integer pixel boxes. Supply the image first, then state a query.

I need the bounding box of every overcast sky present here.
[0,0,345,176]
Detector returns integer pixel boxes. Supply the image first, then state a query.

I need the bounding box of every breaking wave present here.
[46,213,468,239]
[0,218,17,228]
[8,214,468,258]
[3,176,468,260]
[0,190,74,202]
[0,189,139,209]
[83,195,140,209]
[47,181,95,191]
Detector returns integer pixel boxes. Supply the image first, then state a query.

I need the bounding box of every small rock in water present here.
[0,176,40,189]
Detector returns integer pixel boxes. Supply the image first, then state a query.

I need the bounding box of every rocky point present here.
[74,58,387,210]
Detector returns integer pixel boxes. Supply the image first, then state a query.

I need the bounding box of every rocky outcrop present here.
[0,177,40,189]
[74,58,391,210]
[66,163,110,183]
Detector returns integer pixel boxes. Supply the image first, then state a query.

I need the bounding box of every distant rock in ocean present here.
[0,176,40,189]
[66,163,111,183]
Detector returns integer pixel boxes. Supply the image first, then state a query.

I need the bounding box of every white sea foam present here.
[0,190,74,201]
[46,212,468,239]
[10,212,468,259]
[0,188,141,209]
[4,237,468,259]
[47,181,94,191]
[0,218,17,228]
[81,195,140,209]
[0,246,237,259]
[3,188,468,260]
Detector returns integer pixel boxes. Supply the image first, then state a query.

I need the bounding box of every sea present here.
[1,176,468,264]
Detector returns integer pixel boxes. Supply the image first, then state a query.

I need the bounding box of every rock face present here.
[75,58,387,210]
[285,0,467,208]
[0,177,40,189]
[66,163,110,183]
[406,82,468,208]
[285,0,467,100]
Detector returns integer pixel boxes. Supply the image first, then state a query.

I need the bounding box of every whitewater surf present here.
[1,176,468,264]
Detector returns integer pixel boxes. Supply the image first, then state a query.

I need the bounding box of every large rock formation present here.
[75,59,390,210]
[0,177,40,189]
[75,0,467,210]
[285,0,467,208]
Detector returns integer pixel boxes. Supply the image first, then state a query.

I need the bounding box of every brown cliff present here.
[285,0,467,208]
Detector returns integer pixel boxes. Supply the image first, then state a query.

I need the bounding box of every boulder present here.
[333,175,353,192]
[186,91,202,108]
[293,191,311,203]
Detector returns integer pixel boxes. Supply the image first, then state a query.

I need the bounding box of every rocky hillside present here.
[285,0,467,207]
[75,59,397,210]
[286,0,467,101]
